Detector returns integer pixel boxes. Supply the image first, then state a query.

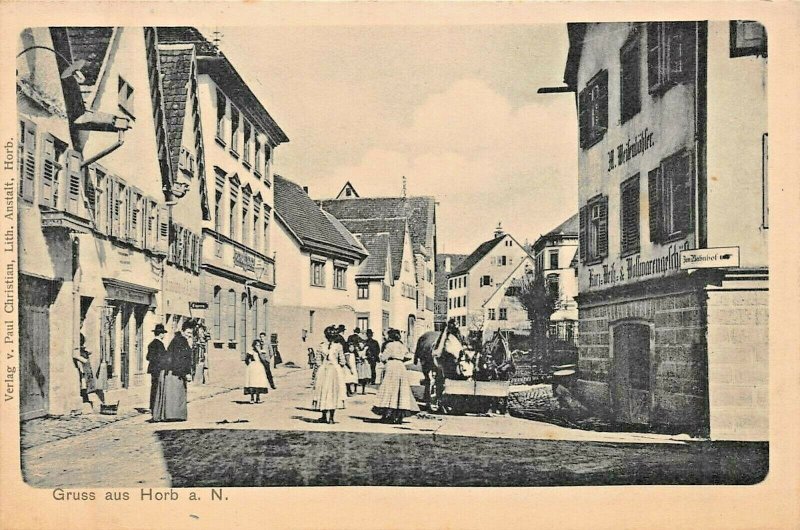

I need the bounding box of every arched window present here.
[212,286,222,339]
[240,293,247,351]
[227,289,236,342]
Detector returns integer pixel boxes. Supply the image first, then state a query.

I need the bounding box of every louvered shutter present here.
[19,121,36,201]
[156,205,169,254]
[597,70,609,136]
[85,165,97,222]
[110,178,120,237]
[668,23,695,84]
[673,151,693,235]
[65,150,83,215]
[647,23,663,93]
[39,134,56,207]
[578,89,589,148]
[123,186,133,241]
[597,196,609,258]
[648,167,662,243]
[579,205,588,263]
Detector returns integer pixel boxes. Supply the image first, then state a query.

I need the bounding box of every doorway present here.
[19,276,57,419]
[611,321,653,425]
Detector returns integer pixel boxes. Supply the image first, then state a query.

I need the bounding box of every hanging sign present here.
[680,247,740,269]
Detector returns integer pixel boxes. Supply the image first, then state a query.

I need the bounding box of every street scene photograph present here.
[14,21,768,488]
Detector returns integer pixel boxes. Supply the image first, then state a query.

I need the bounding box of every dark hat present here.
[354,327,361,334]
[153,324,167,335]
[366,329,374,336]
[337,324,346,332]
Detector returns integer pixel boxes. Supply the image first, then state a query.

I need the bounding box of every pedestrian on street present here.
[270,333,283,367]
[146,324,168,411]
[193,321,210,384]
[258,332,277,390]
[334,324,348,351]
[343,331,360,396]
[152,321,194,422]
[311,325,347,424]
[364,329,381,385]
[372,328,419,424]
[244,339,270,403]
[73,333,106,407]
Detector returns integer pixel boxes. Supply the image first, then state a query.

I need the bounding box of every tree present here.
[516,272,558,356]
[466,310,486,351]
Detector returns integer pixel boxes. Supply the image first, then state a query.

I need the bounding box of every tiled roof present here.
[323,210,367,254]
[155,27,289,144]
[449,236,506,277]
[545,213,579,237]
[337,218,407,281]
[355,233,391,279]
[319,196,435,254]
[274,175,365,258]
[65,27,114,87]
[157,45,194,182]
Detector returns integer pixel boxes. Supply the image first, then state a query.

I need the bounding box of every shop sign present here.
[680,247,740,269]
[607,128,655,172]
[587,241,689,289]
[233,250,257,272]
[189,302,208,309]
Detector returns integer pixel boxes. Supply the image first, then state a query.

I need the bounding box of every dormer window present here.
[178,146,195,178]
[118,77,134,118]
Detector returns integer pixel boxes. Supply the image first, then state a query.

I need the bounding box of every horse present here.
[414,323,466,411]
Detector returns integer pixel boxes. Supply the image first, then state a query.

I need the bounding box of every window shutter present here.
[579,205,588,263]
[39,134,56,207]
[85,165,98,221]
[674,151,693,235]
[647,23,662,92]
[19,121,36,201]
[156,205,169,254]
[578,89,589,148]
[668,23,695,84]
[597,70,609,135]
[648,167,662,243]
[141,199,150,248]
[123,185,133,241]
[597,195,609,258]
[65,149,83,215]
[110,178,120,237]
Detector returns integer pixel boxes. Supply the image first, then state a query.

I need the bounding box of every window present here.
[621,174,641,255]
[357,315,369,331]
[579,195,608,264]
[730,21,767,58]
[357,283,369,299]
[263,208,270,254]
[499,308,508,320]
[647,22,696,94]
[578,69,608,149]
[497,256,508,266]
[118,77,134,118]
[227,289,237,342]
[241,193,250,247]
[229,184,238,240]
[215,91,227,142]
[649,150,692,243]
[230,106,240,155]
[214,187,223,233]
[178,146,195,178]
[480,275,492,287]
[546,274,560,299]
[253,202,260,251]
[382,282,391,302]
[309,310,315,333]
[243,120,252,166]
[254,136,262,176]
[382,311,390,332]
[18,120,36,201]
[240,293,247,350]
[488,308,496,320]
[39,133,67,208]
[213,286,222,339]
[549,250,559,270]
[620,30,641,123]
[310,259,325,287]
[334,265,346,290]
[264,144,272,186]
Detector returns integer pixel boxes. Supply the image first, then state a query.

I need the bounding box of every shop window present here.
[357,283,369,299]
[578,69,608,149]
[620,174,641,256]
[649,150,692,243]
[215,90,227,143]
[18,119,36,202]
[310,259,325,287]
[620,30,642,123]
[579,195,608,263]
[647,22,696,95]
[730,21,767,58]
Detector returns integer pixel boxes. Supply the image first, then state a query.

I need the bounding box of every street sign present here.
[189,302,209,309]
[679,247,740,270]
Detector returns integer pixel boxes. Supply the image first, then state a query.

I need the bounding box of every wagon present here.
[438,378,511,415]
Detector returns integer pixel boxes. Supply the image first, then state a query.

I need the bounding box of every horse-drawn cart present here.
[438,378,511,415]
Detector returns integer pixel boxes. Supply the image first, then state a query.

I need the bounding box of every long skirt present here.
[152,370,187,422]
[372,359,420,417]
[343,353,359,385]
[244,360,270,396]
[312,361,346,411]
[356,359,371,382]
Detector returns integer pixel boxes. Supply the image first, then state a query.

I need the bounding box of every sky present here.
[207,24,578,254]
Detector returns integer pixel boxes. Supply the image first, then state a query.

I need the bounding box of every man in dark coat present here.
[167,322,195,381]
[364,329,381,384]
[146,324,168,411]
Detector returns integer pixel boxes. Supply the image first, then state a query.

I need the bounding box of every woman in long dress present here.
[343,339,360,396]
[153,322,194,422]
[311,326,347,424]
[244,339,270,403]
[372,328,420,424]
[73,333,106,406]
[355,338,372,395]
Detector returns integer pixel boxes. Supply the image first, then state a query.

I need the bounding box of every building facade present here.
[447,225,532,339]
[272,175,367,364]
[481,255,535,336]
[434,253,466,331]
[564,22,768,439]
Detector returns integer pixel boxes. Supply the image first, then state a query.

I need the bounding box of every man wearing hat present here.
[146,324,168,412]
[334,324,348,350]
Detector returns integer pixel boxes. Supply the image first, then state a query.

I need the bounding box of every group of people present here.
[146,321,196,422]
[309,324,419,424]
[242,332,279,404]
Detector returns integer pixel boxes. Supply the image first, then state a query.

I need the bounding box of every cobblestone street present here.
[20,365,768,488]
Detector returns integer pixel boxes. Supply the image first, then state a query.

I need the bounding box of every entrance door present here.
[120,305,131,389]
[611,322,652,425]
[19,277,55,419]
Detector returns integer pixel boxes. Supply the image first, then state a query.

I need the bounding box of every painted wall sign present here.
[607,128,655,172]
[233,249,257,272]
[680,247,740,269]
[587,241,689,289]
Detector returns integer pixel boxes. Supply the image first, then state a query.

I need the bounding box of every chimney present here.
[494,222,504,239]
[302,186,309,195]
